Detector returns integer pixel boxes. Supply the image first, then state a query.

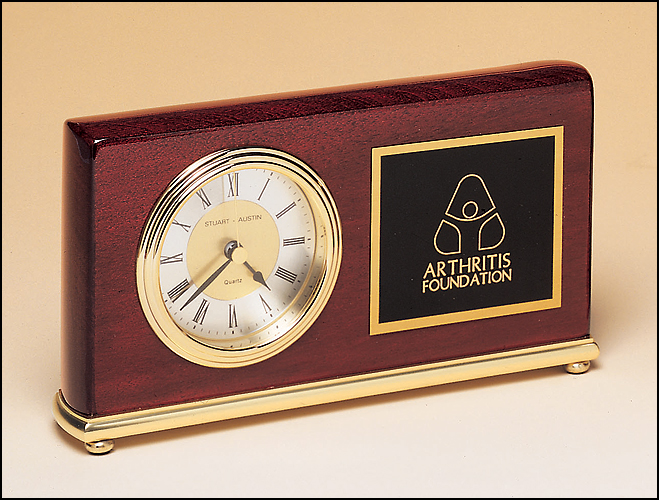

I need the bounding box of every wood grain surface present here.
[61,61,593,417]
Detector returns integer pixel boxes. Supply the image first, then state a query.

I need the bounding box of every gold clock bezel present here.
[136,148,342,368]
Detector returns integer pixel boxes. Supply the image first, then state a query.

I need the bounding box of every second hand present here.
[231,172,240,248]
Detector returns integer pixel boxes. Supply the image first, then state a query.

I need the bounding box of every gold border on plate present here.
[370,127,564,335]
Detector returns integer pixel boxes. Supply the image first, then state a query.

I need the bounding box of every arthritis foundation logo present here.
[434,174,505,255]
[423,174,511,293]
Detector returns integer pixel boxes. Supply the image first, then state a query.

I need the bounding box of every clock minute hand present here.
[180,257,232,310]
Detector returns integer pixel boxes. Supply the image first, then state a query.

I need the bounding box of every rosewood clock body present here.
[60,62,595,427]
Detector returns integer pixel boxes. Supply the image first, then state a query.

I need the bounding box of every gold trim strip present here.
[54,337,599,444]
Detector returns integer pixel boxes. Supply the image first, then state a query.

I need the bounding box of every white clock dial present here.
[158,167,324,349]
[137,148,342,367]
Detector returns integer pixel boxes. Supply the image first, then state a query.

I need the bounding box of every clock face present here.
[137,148,342,367]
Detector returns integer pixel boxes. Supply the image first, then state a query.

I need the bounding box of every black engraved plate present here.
[370,127,563,335]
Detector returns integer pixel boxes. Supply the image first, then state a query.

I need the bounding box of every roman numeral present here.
[196,188,211,209]
[172,219,191,232]
[283,236,305,246]
[167,279,191,302]
[160,253,183,265]
[227,172,239,197]
[257,178,271,201]
[259,294,272,313]
[274,266,297,284]
[192,299,209,325]
[228,303,238,328]
[276,202,296,219]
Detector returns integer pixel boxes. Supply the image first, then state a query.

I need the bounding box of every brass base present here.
[54,337,599,453]
[84,439,114,455]
[565,360,591,374]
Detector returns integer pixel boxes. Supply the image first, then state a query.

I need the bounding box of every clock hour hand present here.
[231,243,270,290]
[242,261,271,291]
[228,241,271,291]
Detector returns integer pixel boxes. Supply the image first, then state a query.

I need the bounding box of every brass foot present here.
[565,360,591,374]
[84,439,114,455]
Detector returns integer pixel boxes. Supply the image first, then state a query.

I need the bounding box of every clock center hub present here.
[229,245,248,265]
[186,199,280,301]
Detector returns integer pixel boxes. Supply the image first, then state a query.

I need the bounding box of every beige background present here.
[2,2,656,497]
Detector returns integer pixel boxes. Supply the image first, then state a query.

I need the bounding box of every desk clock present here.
[53,61,599,454]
